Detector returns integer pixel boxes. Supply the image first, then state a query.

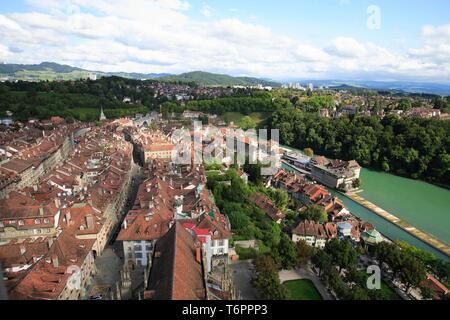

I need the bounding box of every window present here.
[18,220,24,226]
[9,220,16,224]
[135,252,143,258]
[34,219,41,225]
[218,240,224,247]
[44,218,50,224]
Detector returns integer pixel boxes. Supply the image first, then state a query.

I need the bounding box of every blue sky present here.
[0,0,449,81]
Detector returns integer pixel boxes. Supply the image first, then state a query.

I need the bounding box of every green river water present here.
[281,154,450,262]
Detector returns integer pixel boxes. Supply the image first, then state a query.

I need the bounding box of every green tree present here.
[325,239,358,272]
[420,285,434,300]
[253,255,289,300]
[353,178,362,189]
[312,250,332,277]
[399,255,427,293]
[302,204,328,223]
[303,147,314,157]
[276,233,298,270]
[239,116,257,130]
[296,240,313,267]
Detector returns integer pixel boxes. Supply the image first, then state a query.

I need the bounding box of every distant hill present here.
[0,62,171,81]
[285,79,450,96]
[0,61,85,74]
[0,63,278,86]
[158,71,280,87]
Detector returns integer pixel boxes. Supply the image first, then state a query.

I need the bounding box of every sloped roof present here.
[146,222,206,300]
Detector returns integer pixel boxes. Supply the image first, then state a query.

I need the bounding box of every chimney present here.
[51,254,59,268]
[47,238,54,249]
[123,219,128,230]
[65,212,71,225]
[19,245,26,255]
[33,185,38,191]
[85,215,94,230]
[39,207,44,216]
[195,242,201,264]
[54,198,60,208]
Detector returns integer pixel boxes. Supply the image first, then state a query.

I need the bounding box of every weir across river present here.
[346,192,450,258]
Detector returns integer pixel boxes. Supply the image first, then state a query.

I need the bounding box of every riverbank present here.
[280,147,450,262]
[345,192,450,258]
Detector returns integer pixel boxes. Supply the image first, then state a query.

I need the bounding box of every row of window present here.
[1,218,50,226]
[212,240,225,247]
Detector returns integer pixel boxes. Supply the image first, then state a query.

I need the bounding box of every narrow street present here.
[86,161,144,300]
[230,260,259,300]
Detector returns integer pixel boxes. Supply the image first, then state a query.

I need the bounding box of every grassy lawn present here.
[221,112,271,127]
[283,279,323,300]
[380,280,402,300]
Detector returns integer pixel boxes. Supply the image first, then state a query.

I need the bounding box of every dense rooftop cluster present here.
[0,124,134,299]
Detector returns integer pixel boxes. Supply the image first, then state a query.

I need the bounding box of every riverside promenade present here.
[346,192,450,257]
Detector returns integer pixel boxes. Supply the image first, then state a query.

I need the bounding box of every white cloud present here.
[294,45,330,62]
[201,2,212,18]
[0,44,13,61]
[325,37,368,58]
[407,23,450,68]
[422,24,450,40]
[0,2,448,81]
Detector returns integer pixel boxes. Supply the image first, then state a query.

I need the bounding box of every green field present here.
[221,112,271,127]
[12,70,92,81]
[380,280,402,300]
[283,279,323,300]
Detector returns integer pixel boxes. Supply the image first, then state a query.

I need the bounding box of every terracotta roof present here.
[117,210,172,241]
[420,274,449,299]
[0,237,50,269]
[146,222,206,300]
[1,158,33,174]
[195,210,231,240]
[249,193,285,222]
[292,220,327,239]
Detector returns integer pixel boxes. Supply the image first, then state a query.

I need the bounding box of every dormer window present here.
[9,220,16,224]
[34,218,41,225]
[18,220,24,226]
[44,218,50,224]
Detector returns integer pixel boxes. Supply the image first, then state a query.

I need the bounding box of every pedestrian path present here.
[279,266,334,300]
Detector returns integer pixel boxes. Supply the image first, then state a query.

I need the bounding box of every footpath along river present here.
[280,147,450,262]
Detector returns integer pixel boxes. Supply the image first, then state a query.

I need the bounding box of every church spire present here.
[99,106,106,121]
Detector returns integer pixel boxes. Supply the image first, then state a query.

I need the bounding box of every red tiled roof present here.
[146,222,206,300]
[249,193,285,222]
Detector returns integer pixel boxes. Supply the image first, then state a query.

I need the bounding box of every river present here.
[280,151,450,262]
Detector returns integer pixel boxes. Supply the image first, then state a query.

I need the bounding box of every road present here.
[87,162,144,300]
[87,243,123,300]
[229,260,259,300]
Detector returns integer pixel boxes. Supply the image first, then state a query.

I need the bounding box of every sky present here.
[0,0,449,82]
